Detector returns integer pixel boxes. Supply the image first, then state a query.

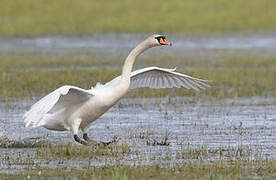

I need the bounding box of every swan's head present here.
[148,34,172,47]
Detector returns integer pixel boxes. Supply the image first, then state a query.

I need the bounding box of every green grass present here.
[1,160,275,180]
[0,52,275,99]
[35,141,131,160]
[0,138,275,179]
[0,0,276,37]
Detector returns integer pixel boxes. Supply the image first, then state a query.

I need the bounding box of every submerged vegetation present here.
[1,52,275,179]
[1,159,274,180]
[0,137,275,179]
[1,0,275,179]
[0,0,276,37]
[0,44,275,179]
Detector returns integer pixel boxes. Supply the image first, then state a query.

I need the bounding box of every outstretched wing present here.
[129,67,210,90]
[23,85,93,127]
[106,67,210,90]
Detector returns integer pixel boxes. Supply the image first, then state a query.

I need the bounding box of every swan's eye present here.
[155,36,166,41]
[155,36,165,44]
[155,36,170,46]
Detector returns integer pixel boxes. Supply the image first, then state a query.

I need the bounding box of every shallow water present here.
[0,33,275,175]
[1,34,276,56]
[0,97,275,172]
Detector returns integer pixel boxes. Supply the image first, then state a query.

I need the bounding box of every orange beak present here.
[160,38,172,46]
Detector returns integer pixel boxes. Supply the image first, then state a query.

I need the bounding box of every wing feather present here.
[128,67,210,90]
[170,75,181,88]
[170,74,181,88]
[23,85,93,127]
[105,66,210,90]
[164,74,172,88]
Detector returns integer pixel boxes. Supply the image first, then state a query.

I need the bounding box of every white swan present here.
[23,35,210,145]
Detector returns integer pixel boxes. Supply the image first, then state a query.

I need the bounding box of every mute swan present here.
[24,35,210,145]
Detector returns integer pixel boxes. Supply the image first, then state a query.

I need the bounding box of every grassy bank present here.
[0,52,275,99]
[0,0,276,37]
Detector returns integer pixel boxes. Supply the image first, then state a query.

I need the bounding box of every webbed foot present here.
[83,133,118,146]
[74,134,88,146]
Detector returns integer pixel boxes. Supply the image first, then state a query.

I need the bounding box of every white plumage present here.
[24,86,94,128]
[107,66,209,90]
[23,35,210,145]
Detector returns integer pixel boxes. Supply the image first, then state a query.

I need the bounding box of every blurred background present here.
[0,0,275,98]
[0,0,275,36]
[0,0,275,179]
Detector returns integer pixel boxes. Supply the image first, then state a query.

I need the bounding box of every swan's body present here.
[24,35,210,145]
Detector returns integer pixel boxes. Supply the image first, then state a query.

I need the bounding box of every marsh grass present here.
[0,136,51,148]
[0,52,275,99]
[1,160,275,180]
[0,0,276,37]
[0,51,275,179]
[0,52,114,70]
[35,141,131,160]
[0,140,275,179]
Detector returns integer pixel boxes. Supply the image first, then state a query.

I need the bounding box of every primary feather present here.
[106,67,210,90]
[24,86,93,128]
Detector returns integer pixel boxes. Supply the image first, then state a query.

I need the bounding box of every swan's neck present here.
[102,40,153,105]
[120,40,151,85]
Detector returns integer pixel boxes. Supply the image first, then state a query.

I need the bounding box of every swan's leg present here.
[83,133,97,144]
[82,126,117,145]
[83,133,115,145]
[82,126,98,144]
[82,125,92,141]
[83,133,89,141]
[74,135,88,145]
[71,118,88,145]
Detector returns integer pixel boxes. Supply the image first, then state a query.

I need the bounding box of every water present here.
[0,97,275,172]
[0,33,276,173]
[0,34,276,55]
